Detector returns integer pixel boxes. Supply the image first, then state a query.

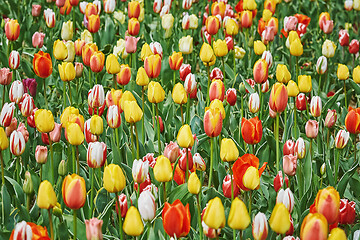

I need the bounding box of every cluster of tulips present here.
[1,0,360,239]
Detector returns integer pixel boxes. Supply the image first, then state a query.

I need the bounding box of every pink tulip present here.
[17,122,29,143]
[0,68,12,85]
[125,36,140,54]
[32,32,45,48]
[56,0,66,7]
[324,109,337,128]
[85,218,103,240]
[262,26,275,43]
[283,140,295,156]
[163,141,180,163]
[305,120,319,139]
[48,122,62,143]
[322,20,334,34]
[283,154,297,176]
[75,62,84,78]
[35,145,48,164]
[32,4,42,17]
[284,16,298,32]
[5,118,17,137]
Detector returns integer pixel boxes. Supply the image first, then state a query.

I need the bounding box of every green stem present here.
[222,57,226,88]
[44,78,48,109]
[276,114,280,172]
[163,182,166,204]
[180,104,184,125]
[318,74,322,96]
[26,194,31,212]
[63,81,66,110]
[141,87,145,143]
[73,209,77,240]
[134,124,140,159]
[310,139,313,162]
[16,157,20,183]
[344,80,347,108]
[258,84,262,120]
[186,94,190,124]
[2,85,6,110]
[354,134,357,164]
[40,164,42,182]
[240,230,243,240]
[113,74,117,89]
[155,103,161,154]
[48,209,54,240]
[335,150,340,183]
[130,124,135,159]
[90,168,94,217]
[208,137,214,188]
[0,151,4,186]
[72,145,75,173]
[233,50,236,78]
[173,70,176,86]
[68,81,72,105]
[296,56,299,81]
[76,146,80,175]
[115,128,119,150]
[206,66,210,106]
[293,97,297,139]
[185,148,189,182]
[196,194,203,240]
[89,70,92,88]
[248,191,252,216]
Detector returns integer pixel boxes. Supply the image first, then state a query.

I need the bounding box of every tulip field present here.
[1,0,360,239]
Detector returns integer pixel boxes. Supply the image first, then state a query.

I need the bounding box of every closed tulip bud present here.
[32,4,42,17]
[120,91,135,111]
[132,159,149,184]
[220,138,239,162]
[225,18,238,36]
[58,62,75,82]
[90,115,103,135]
[349,39,359,54]
[200,43,216,66]
[353,65,360,83]
[9,50,20,70]
[107,105,121,129]
[177,125,194,149]
[137,190,156,222]
[37,180,57,209]
[290,38,303,56]
[82,43,98,66]
[169,52,183,71]
[283,139,295,155]
[35,145,48,164]
[234,46,246,59]
[105,54,120,74]
[135,67,149,86]
[269,83,288,113]
[316,56,327,74]
[252,212,268,240]
[172,83,187,105]
[66,122,84,145]
[209,80,225,101]
[298,75,312,93]
[283,154,297,176]
[300,213,328,240]
[213,39,228,57]
[116,64,131,86]
[322,39,336,58]
[22,171,34,195]
[241,10,252,28]
[128,18,140,36]
[277,188,294,214]
[88,14,100,33]
[87,141,106,169]
[0,127,9,150]
[84,119,97,143]
[90,51,105,72]
[44,8,56,28]
[184,73,197,94]
[310,96,322,117]
[32,32,45,49]
[124,100,143,124]
[339,199,356,224]
[61,20,73,41]
[85,218,103,240]
[226,88,237,106]
[178,148,193,171]
[144,54,161,79]
[286,80,299,97]
[335,130,350,149]
[62,174,86,209]
[339,29,349,46]
[0,102,15,127]
[53,40,68,61]
[337,64,349,80]
[248,92,260,113]
[284,16,298,32]
[153,0,161,13]
[225,36,234,51]
[188,172,201,194]
[5,19,20,41]
[294,137,306,159]
[103,164,126,193]
[162,199,190,238]
[148,81,165,103]
[0,68,12,86]
[274,171,289,192]
[305,120,319,139]
[269,203,291,234]
[204,108,223,138]
[203,197,225,229]
[276,64,291,83]
[241,117,262,145]
[34,109,55,133]
[57,159,67,176]
[206,16,220,35]
[254,41,266,56]
[154,155,172,182]
[228,197,250,230]
[355,0,360,10]
[324,109,337,128]
[253,59,268,84]
[315,186,340,224]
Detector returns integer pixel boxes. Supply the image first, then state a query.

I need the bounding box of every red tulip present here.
[339,29,349,46]
[345,107,360,134]
[33,51,53,78]
[128,1,140,19]
[0,102,15,127]
[273,171,289,192]
[179,64,191,81]
[283,139,295,156]
[178,148,193,172]
[222,174,240,198]
[269,82,288,113]
[204,108,223,138]
[296,93,307,111]
[128,18,140,36]
[116,193,129,218]
[339,199,356,224]
[349,39,359,54]
[162,199,191,238]
[241,117,262,145]
[226,88,237,106]
[210,67,223,81]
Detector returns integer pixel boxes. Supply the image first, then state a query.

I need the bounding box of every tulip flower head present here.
[252,212,268,240]
[241,117,262,145]
[162,199,190,238]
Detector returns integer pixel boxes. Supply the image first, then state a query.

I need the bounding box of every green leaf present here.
[64,213,86,239]
[337,162,357,197]
[1,185,11,229]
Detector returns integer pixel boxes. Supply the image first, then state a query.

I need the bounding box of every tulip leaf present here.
[168,183,192,204]
[1,184,11,229]
[64,213,86,239]
[321,88,341,115]
[225,63,235,81]
[5,176,25,204]
[58,221,70,240]
[240,74,255,94]
[349,80,360,96]
[303,142,312,194]
[337,162,358,197]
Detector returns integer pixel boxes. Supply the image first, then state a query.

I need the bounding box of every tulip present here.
[0,127,9,151]
[8,50,20,70]
[5,19,20,41]
[315,186,340,224]
[172,83,187,105]
[335,130,350,149]
[74,39,85,56]
[328,228,347,240]
[324,109,337,128]
[224,89,236,107]
[322,20,334,34]
[89,115,103,135]
[337,64,349,80]
[276,188,294,214]
[34,109,55,133]
[241,10,252,28]
[345,107,360,134]
[269,82,288,113]
[294,137,306,159]
[162,142,179,164]
[123,100,143,124]
[138,190,156,221]
[276,64,291,83]
[58,62,75,82]
[213,39,228,57]
[248,92,260,113]
[149,42,162,59]
[0,68,12,86]
[241,117,262,145]
[310,96,322,117]
[53,40,68,61]
[273,171,289,192]
[269,203,291,234]
[203,108,223,138]
[162,199,190,238]
[128,18,140,36]
[103,0,115,13]
[144,54,161,78]
[349,39,359,54]
[82,43,98,66]
[253,59,268,84]
[339,29,349,46]
[200,43,216,66]
[140,43,152,61]
[345,0,354,10]
[61,20,73,41]
[233,153,267,191]
[203,197,225,230]
[305,120,319,139]
[37,180,57,209]
[205,16,220,36]
[283,140,295,155]
[184,73,197,95]
[62,174,86,209]
[33,51,53,78]
[169,52,183,71]
[148,81,165,104]
[234,46,246,59]
[87,14,100,33]
[8,81,23,105]
[90,51,105,72]
[209,80,225,102]
[316,56,327,74]
[322,39,336,58]
[352,65,360,84]
[287,80,299,97]
[220,138,239,162]
[85,218,103,240]
[32,32,45,48]
[88,85,105,109]
[66,123,84,145]
[179,64,191,82]
[44,8,56,28]
[177,125,194,148]
[319,12,330,30]
[87,141,106,168]
[84,119,97,143]
[34,146,47,166]
[132,159,149,184]
[0,102,15,127]
[227,197,250,230]
[188,172,201,194]
[261,51,273,68]
[298,75,312,93]
[193,153,206,171]
[103,164,126,193]
[254,41,266,55]
[252,212,268,240]
[339,199,356,224]
[284,16,298,32]
[105,54,120,75]
[116,64,131,86]
[290,38,303,56]
[32,4,42,16]
[106,105,121,129]
[153,155,172,182]
[282,154,297,176]
[210,68,223,81]
[222,174,240,198]
[122,206,144,236]
[300,213,328,240]
[225,19,238,36]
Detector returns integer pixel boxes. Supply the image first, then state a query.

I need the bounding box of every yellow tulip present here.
[60,106,79,127]
[66,122,84,145]
[90,115,103,135]
[276,64,291,83]
[123,100,143,123]
[298,75,312,93]
[262,9,273,22]
[203,197,225,229]
[177,125,194,148]
[61,20,73,41]
[234,46,246,59]
[288,31,299,44]
[254,40,266,55]
[120,91,136,111]
[58,62,76,82]
[337,64,349,80]
[103,164,126,193]
[0,127,9,150]
[172,83,188,105]
[200,43,216,66]
[290,38,303,56]
[269,203,291,234]
[287,80,299,97]
[225,18,238,36]
[37,180,57,209]
[227,197,250,230]
[328,228,347,240]
[243,166,260,190]
[148,81,165,103]
[123,206,144,236]
[209,99,225,120]
[353,66,360,84]
[220,138,239,162]
[35,109,55,133]
[53,39,68,60]
[153,155,173,182]
[106,54,121,74]
[322,39,336,58]
[140,43,153,61]
[243,0,257,10]
[136,67,149,86]
[187,172,201,194]
[213,39,228,57]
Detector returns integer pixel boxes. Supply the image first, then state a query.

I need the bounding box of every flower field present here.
[1,0,360,239]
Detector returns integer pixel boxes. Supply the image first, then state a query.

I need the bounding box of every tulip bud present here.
[349,39,359,54]
[0,102,15,127]
[269,203,291,234]
[305,120,319,139]
[328,228,347,240]
[58,159,67,176]
[248,92,260,113]
[153,155,172,182]
[203,197,226,230]
[193,153,206,171]
[339,29,349,46]
[316,56,327,74]
[310,96,322,117]
[283,139,295,155]
[273,171,289,192]
[228,197,250,230]
[37,180,57,209]
[85,218,103,240]
[253,59,268,84]
[87,141,106,168]
[179,64,191,81]
[179,36,193,55]
[132,159,149,184]
[276,188,294,213]
[337,64,349,80]
[163,141,180,163]
[138,190,156,221]
[283,154,297,176]
[322,39,336,58]
[35,145,48,164]
[254,40,266,55]
[220,138,239,162]
[320,163,326,176]
[177,125,194,148]
[276,64,291,84]
[335,130,350,149]
[23,171,34,195]
[9,80,24,104]
[298,75,312,93]
[315,186,341,224]
[10,130,26,156]
[200,43,216,66]
[0,127,9,151]
[188,172,201,194]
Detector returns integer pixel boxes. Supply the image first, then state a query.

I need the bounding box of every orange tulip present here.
[267,17,278,35]
[241,117,262,145]
[144,54,161,79]
[116,64,131,86]
[90,51,105,73]
[253,59,268,84]
[233,153,267,191]
[206,16,220,35]
[269,82,288,113]
[241,11,252,28]
[74,39,85,56]
[33,51,53,78]
[204,108,223,138]
[128,18,140,36]
[300,213,328,240]
[264,0,276,14]
[60,0,72,15]
[5,19,20,41]
[85,3,98,19]
[209,79,225,102]
[345,107,360,134]
[88,15,100,33]
[82,43,98,66]
[62,174,86,209]
[128,1,141,19]
[314,187,340,224]
[211,2,226,18]
[169,52,183,71]
[162,199,191,238]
